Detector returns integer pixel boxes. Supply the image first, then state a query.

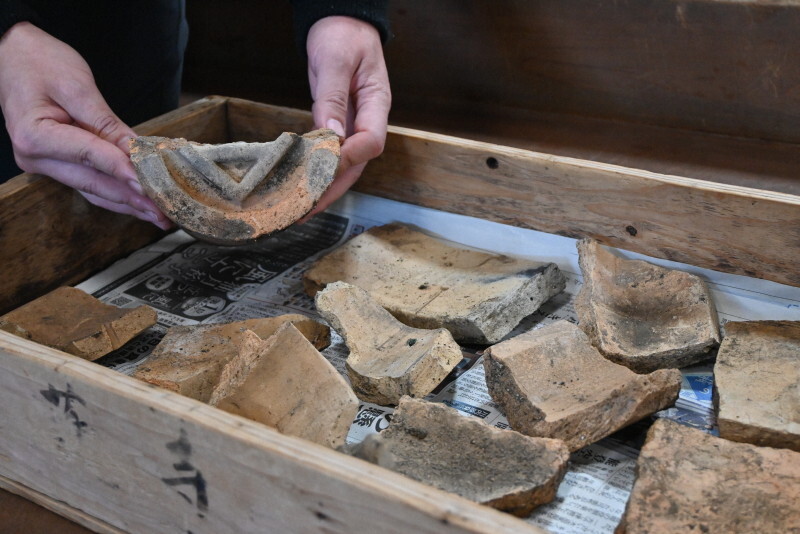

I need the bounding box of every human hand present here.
[303,15,391,218]
[0,22,171,229]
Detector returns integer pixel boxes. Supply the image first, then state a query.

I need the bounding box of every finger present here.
[32,157,164,217]
[341,91,390,169]
[299,162,367,223]
[23,120,139,183]
[310,60,353,138]
[80,191,174,230]
[52,82,137,153]
[340,129,386,171]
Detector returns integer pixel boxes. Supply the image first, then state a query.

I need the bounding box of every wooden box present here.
[1,96,798,533]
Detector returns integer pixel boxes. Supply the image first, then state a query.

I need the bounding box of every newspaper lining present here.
[77,191,800,534]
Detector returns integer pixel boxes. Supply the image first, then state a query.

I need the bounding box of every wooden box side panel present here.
[227,98,800,288]
[0,97,228,315]
[0,332,541,534]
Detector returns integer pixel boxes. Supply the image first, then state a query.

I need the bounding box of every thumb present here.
[310,62,352,138]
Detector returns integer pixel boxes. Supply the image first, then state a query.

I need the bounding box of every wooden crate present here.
[1,96,799,533]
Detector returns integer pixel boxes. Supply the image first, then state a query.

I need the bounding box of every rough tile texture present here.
[617,419,800,534]
[213,323,359,449]
[304,223,566,344]
[484,320,681,450]
[353,397,570,516]
[714,320,800,452]
[315,281,462,405]
[132,315,329,402]
[130,129,340,245]
[236,314,330,351]
[575,239,720,373]
[0,286,156,361]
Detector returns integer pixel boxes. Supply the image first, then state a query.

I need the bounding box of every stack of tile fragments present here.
[3,130,797,529]
[304,225,799,530]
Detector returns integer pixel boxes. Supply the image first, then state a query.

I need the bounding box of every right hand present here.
[0,22,170,229]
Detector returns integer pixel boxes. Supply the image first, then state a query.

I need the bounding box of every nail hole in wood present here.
[486,157,499,169]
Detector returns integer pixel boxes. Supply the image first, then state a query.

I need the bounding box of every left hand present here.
[303,15,391,218]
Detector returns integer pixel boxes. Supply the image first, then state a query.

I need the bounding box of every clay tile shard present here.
[130,129,341,245]
[714,320,800,452]
[484,320,681,451]
[132,315,329,402]
[0,286,157,361]
[618,419,800,534]
[352,397,570,517]
[575,239,720,373]
[314,281,463,405]
[304,223,566,344]
[211,322,359,449]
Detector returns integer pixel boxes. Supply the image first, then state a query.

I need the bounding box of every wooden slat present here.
[227,97,314,141]
[225,99,800,288]
[0,97,228,315]
[0,332,543,534]
[133,95,229,143]
[391,103,800,197]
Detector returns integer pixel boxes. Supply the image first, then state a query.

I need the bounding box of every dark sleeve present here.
[289,0,391,53]
[0,1,41,38]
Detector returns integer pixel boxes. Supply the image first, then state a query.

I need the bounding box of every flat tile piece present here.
[484,320,681,450]
[130,129,340,245]
[0,286,156,361]
[618,419,800,534]
[132,315,329,402]
[353,397,570,517]
[315,281,463,405]
[575,239,720,373]
[213,323,359,449]
[714,320,800,452]
[304,223,566,344]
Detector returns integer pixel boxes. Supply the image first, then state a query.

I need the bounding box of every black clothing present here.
[0,0,389,182]
[0,0,188,181]
[290,0,391,53]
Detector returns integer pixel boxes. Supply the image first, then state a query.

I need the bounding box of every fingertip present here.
[326,118,346,139]
[142,209,172,231]
[118,134,136,155]
[127,179,144,195]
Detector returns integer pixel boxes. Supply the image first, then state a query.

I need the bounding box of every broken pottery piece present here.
[212,322,359,449]
[484,320,681,451]
[132,314,329,402]
[130,129,340,245]
[575,239,720,373]
[0,286,156,361]
[714,320,800,452]
[352,397,570,517]
[617,419,800,534]
[235,314,330,351]
[304,223,566,344]
[315,281,463,405]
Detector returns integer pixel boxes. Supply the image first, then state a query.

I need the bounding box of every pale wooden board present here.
[0,331,544,534]
[226,98,800,288]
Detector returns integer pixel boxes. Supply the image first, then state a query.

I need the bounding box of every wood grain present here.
[0,332,544,534]
[0,97,227,315]
[225,99,800,288]
[184,1,800,143]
